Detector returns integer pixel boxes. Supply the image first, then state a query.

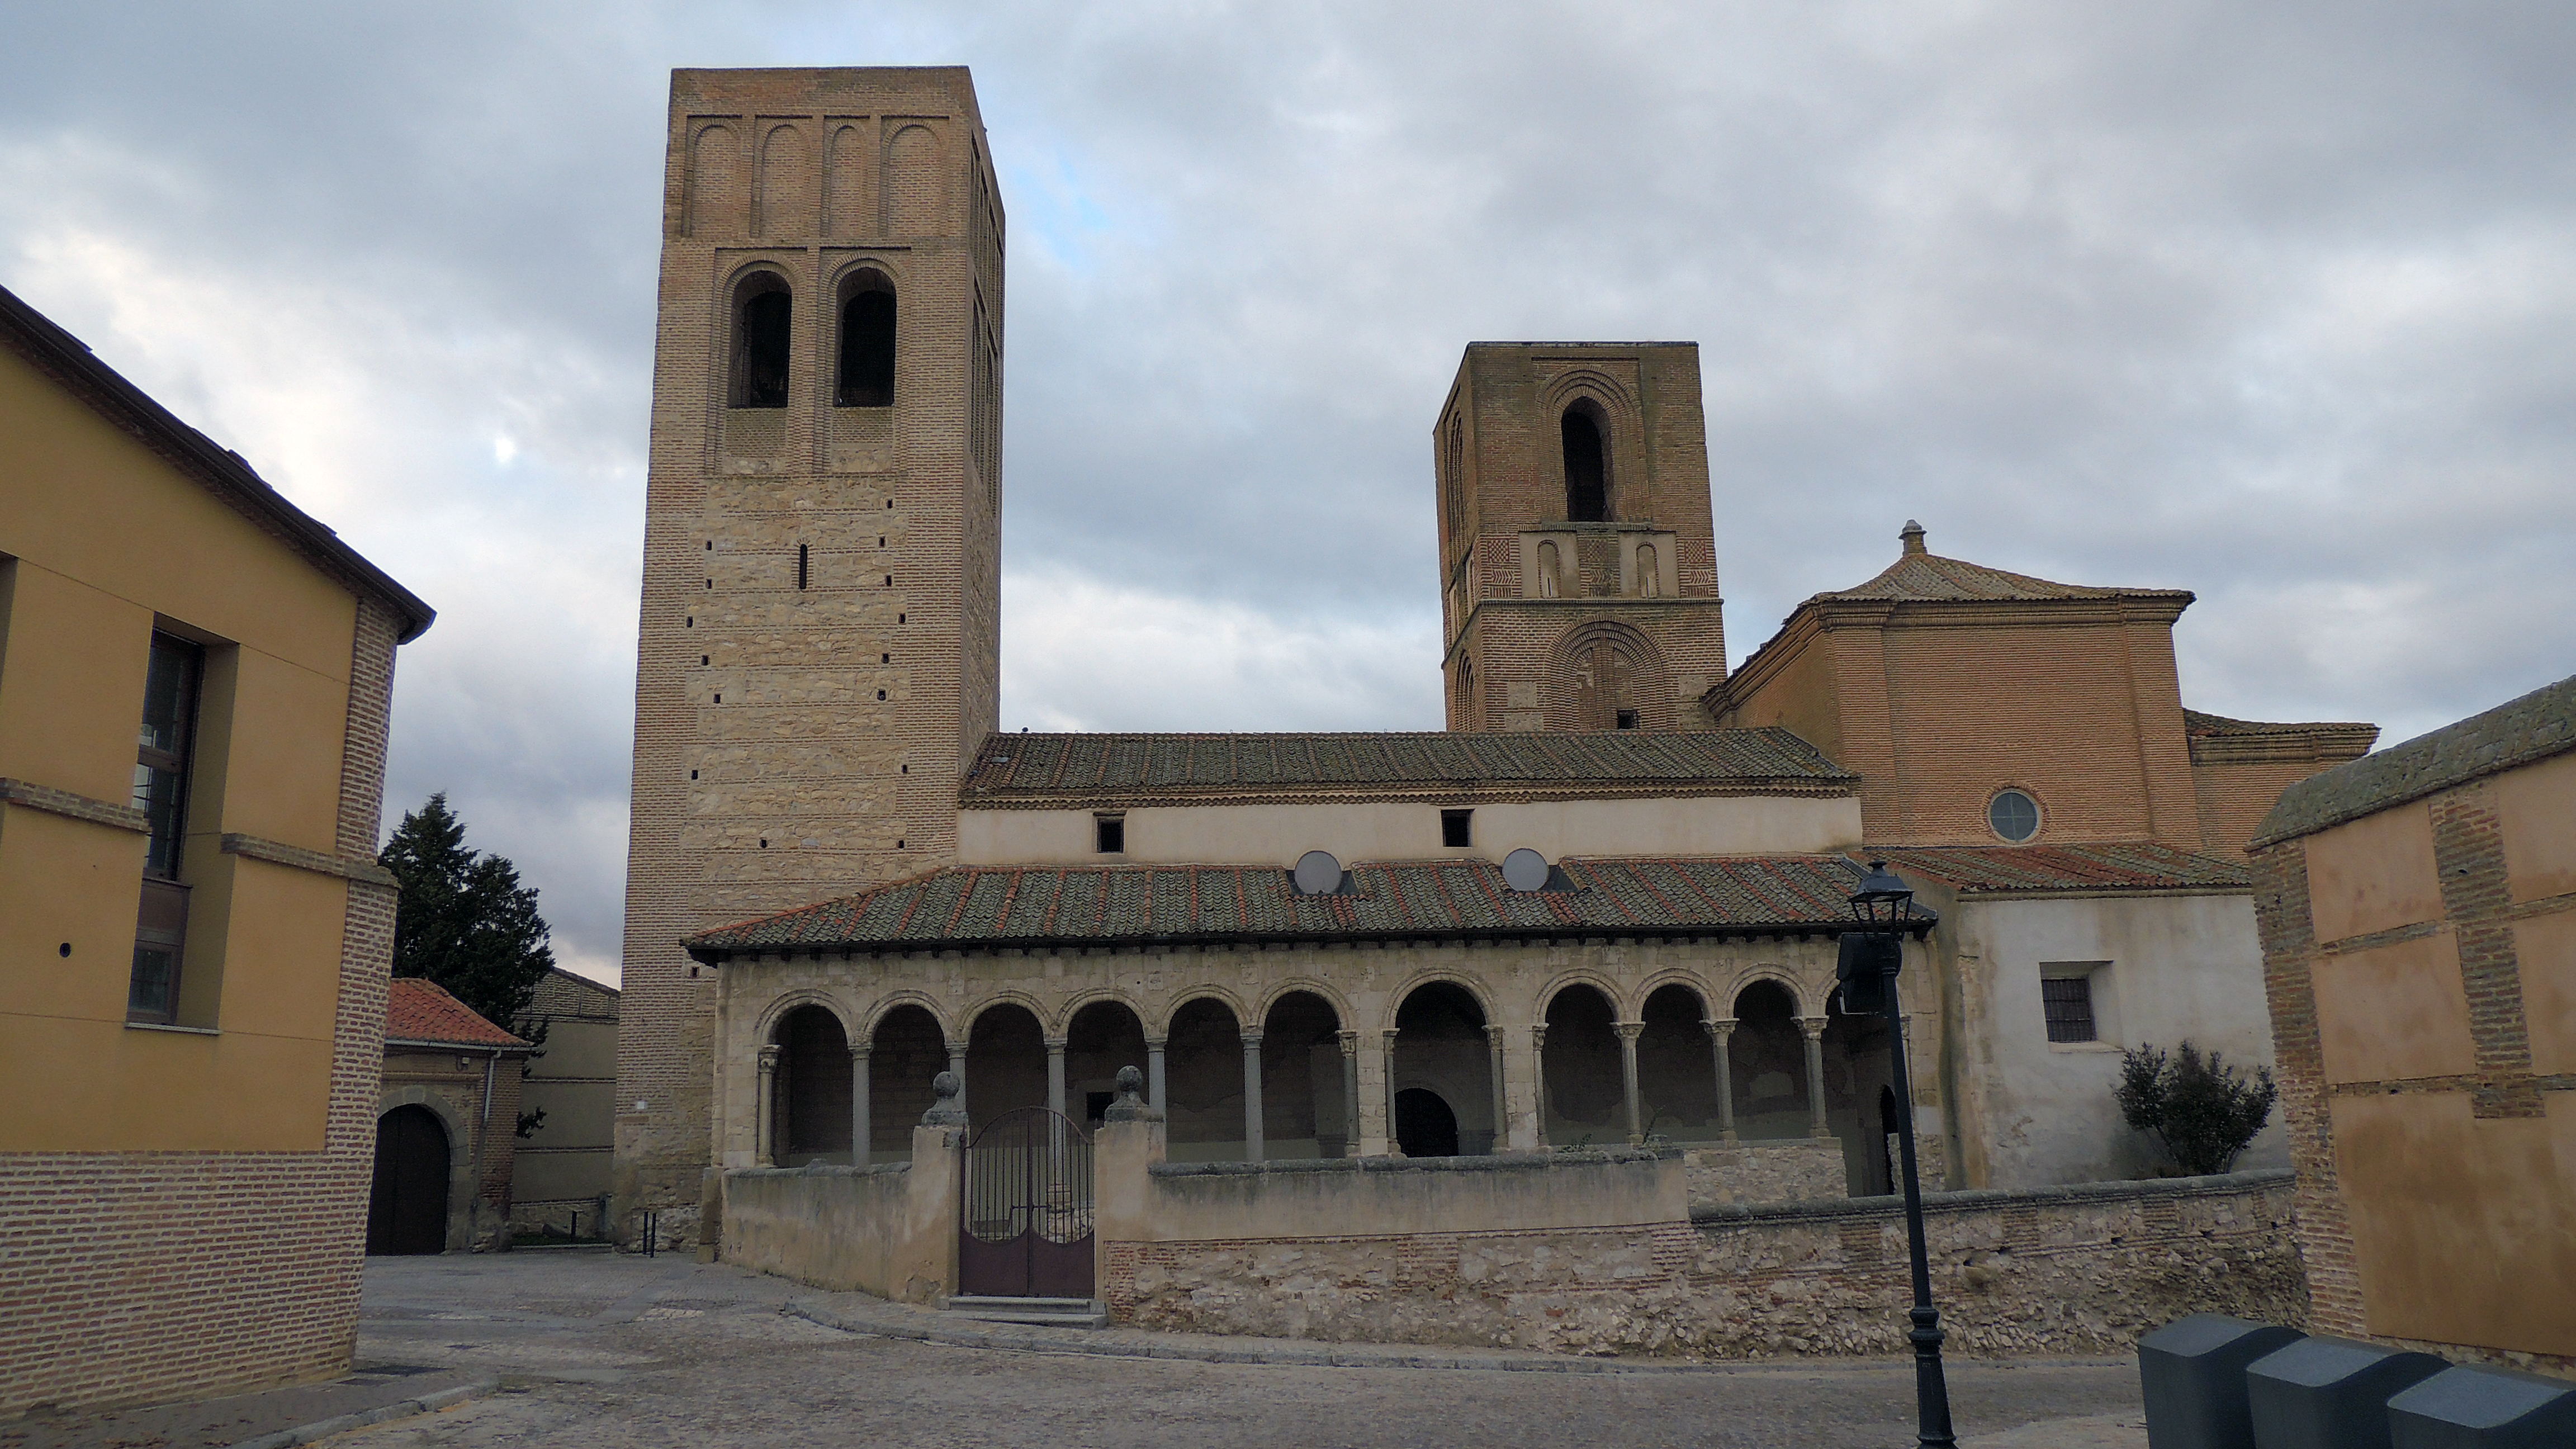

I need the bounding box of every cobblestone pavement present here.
[339,1252,2146,1448]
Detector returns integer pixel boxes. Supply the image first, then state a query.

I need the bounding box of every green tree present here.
[382,793,555,1033]
[2114,1040,2279,1177]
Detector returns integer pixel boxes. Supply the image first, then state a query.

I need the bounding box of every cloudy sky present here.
[6,3,2570,982]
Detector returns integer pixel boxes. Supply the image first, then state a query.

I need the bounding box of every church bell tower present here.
[1433,343,1729,732]
[614,67,1003,1232]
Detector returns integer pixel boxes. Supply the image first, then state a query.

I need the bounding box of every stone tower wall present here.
[1434,344,1729,732]
[615,67,1001,1240]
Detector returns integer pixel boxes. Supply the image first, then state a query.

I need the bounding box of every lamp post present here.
[1838,859,1955,1449]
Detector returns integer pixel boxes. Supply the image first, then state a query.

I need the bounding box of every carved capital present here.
[1796,1016,1828,1041]
[1335,1029,1358,1057]
[1238,1030,1265,1048]
[1703,1017,1736,1042]
[756,1044,782,1073]
[1042,1036,1069,1053]
[1613,1021,1646,1043]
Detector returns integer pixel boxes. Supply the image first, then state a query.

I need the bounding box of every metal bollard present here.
[2388,1363,2576,1448]
[2246,1336,2446,1449]
[2139,1314,2306,1449]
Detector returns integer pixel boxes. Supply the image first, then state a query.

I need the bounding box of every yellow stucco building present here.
[0,282,432,1415]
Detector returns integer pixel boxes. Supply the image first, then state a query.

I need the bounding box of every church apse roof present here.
[1813,524,2192,608]
[685,854,1918,959]
[959,729,1855,809]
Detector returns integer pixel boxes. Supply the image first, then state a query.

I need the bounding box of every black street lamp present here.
[1838,859,1955,1449]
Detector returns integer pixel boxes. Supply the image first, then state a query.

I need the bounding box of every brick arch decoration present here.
[685,121,740,236]
[375,1086,479,1254]
[1545,619,1674,732]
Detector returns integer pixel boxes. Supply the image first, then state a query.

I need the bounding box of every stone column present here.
[850,1044,872,1166]
[946,1042,969,1125]
[1703,1019,1737,1142]
[1798,1017,1831,1139]
[1145,1035,1168,1111]
[1378,1028,1402,1154]
[1530,1025,1550,1147]
[1336,1030,1360,1157]
[1044,1036,1068,1119]
[755,1044,780,1167]
[1239,1029,1265,1161]
[1614,1021,1646,1147]
[1484,1025,1508,1156]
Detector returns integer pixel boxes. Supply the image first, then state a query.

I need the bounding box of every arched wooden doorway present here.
[367,1105,449,1255]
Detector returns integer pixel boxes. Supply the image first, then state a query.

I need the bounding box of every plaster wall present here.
[956,795,1863,868]
[1948,892,2283,1188]
[721,1124,959,1301]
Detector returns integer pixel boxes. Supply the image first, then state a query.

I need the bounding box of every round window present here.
[1988,789,2040,843]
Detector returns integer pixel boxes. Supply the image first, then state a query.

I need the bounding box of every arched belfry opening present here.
[730,272,793,409]
[1561,401,1609,522]
[837,271,896,408]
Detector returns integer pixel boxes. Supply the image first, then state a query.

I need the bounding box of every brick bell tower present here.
[1434,343,1729,732]
[614,68,1002,1238]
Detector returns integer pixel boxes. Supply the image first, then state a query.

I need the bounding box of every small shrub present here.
[2114,1040,2279,1176]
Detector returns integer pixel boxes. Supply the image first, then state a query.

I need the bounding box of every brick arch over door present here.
[1545,619,1674,732]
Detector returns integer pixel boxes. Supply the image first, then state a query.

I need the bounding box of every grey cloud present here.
[5,0,2569,976]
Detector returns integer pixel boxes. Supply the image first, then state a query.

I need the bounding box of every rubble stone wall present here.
[1105,1167,2301,1358]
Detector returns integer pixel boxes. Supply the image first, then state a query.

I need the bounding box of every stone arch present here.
[1720,967,1806,1019]
[1536,968,1626,1022]
[373,1086,476,1253]
[1379,969,1499,1034]
[1539,981,1623,1147]
[859,990,953,1045]
[1545,619,1674,732]
[1728,977,1813,1140]
[1630,970,1714,1021]
[884,123,945,235]
[1637,981,1723,1144]
[754,986,858,1046]
[964,997,1046,1129]
[1062,996,1150,1126]
[769,1002,853,1166]
[863,1000,949,1159]
[687,122,740,236]
[1253,977,1354,1028]
[757,122,809,236]
[1162,995,1247,1157]
[963,990,1052,1038]
[1153,986,1254,1039]
[1259,988,1351,1161]
[1390,978,1497,1156]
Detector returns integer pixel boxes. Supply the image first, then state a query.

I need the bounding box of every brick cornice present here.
[0,777,150,833]
[219,833,399,888]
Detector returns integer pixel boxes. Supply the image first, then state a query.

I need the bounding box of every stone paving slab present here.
[0,1367,490,1449]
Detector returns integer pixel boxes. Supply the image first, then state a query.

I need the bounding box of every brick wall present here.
[0,598,401,1415]
[617,68,1002,1243]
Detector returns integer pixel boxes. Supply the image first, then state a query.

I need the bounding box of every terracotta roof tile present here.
[685,855,1920,956]
[1869,842,2251,894]
[385,977,531,1049]
[2184,709,2376,738]
[960,730,1854,806]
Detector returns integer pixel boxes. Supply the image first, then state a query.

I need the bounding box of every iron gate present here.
[959,1107,1095,1298]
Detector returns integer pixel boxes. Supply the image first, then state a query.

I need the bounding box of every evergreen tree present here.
[2114,1040,2278,1176]
[381,793,555,1033]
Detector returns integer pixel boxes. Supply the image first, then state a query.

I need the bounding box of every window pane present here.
[129,944,177,1019]
[1990,790,2039,842]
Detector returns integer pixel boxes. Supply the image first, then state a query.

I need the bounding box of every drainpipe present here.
[474,1046,501,1250]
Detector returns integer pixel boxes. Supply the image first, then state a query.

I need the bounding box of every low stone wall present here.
[722,1124,960,1303]
[1107,1168,2302,1358]
[1680,1139,1846,1209]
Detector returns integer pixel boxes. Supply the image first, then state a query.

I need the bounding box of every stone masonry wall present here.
[1107,1169,2301,1359]
[1679,1140,1845,1210]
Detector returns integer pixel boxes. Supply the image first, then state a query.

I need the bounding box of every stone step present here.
[940,1295,1107,1328]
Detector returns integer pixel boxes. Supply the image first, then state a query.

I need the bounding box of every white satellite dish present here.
[1293,850,1343,896]
[1502,847,1551,892]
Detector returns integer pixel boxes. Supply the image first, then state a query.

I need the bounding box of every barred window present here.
[2042,976,2096,1043]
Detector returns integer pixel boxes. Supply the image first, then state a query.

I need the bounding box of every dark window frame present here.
[1989,788,2042,843]
[2041,975,2097,1044]
[129,632,202,1023]
[1094,812,1126,854]
[729,273,793,409]
[1441,808,1472,848]
[836,274,897,408]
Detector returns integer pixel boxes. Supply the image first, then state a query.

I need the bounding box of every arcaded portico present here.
[688,853,1940,1196]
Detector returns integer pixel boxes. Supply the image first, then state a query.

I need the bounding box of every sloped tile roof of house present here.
[2253,671,2576,849]
[959,729,1855,807]
[385,977,530,1049]
[1869,842,2252,894]
[685,854,1927,957]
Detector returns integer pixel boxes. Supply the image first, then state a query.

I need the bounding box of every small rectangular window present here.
[1441,809,1472,847]
[1094,813,1125,854]
[129,632,201,1022]
[1614,708,1640,730]
[2042,976,2097,1043]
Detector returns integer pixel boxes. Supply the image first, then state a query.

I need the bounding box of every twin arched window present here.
[725,268,901,410]
[1561,402,1609,522]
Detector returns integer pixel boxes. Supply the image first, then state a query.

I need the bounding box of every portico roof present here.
[685,854,1925,959]
[1867,842,2251,895]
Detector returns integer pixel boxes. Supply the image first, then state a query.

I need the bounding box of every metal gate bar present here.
[959,1106,1094,1298]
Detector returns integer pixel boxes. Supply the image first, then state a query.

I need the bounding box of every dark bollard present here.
[2388,1363,2576,1448]
[2247,1336,2447,1449]
[2139,1314,2306,1449]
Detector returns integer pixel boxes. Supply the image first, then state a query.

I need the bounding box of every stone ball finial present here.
[921,1069,967,1126]
[1104,1063,1162,1123]
[1900,519,1927,557]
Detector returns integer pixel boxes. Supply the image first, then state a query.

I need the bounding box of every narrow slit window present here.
[1562,405,1609,522]
[1095,813,1125,854]
[797,542,809,590]
[1441,809,1472,848]
[129,632,202,1023]
[2042,976,2097,1043]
